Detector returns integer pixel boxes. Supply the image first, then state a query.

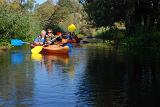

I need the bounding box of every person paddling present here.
[71,32,79,43]
[46,29,55,45]
[60,35,73,49]
[61,35,68,46]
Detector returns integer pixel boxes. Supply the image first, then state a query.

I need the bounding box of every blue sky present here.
[36,0,58,4]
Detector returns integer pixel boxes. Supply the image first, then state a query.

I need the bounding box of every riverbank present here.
[89,29,160,49]
[0,46,8,53]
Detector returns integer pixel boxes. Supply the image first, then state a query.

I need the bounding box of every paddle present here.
[68,24,76,32]
[11,39,43,54]
[31,46,43,54]
[11,39,30,46]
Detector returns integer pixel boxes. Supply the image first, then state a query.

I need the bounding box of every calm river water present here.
[0,45,160,107]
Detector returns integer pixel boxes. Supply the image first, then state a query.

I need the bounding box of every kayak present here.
[43,45,69,54]
[31,44,69,54]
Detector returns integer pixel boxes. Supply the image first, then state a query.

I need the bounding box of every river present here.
[0,45,160,107]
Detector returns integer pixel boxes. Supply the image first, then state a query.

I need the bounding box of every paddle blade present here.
[11,39,23,46]
[68,24,76,32]
[31,46,43,54]
[11,39,30,46]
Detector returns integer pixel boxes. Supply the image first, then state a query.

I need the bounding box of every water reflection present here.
[43,54,69,72]
[11,52,24,64]
[0,49,34,107]
[31,54,43,61]
[31,52,82,79]
[72,48,158,107]
[31,48,87,106]
[0,46,160,106]
[126,54,160,107]
[75,48,128,106]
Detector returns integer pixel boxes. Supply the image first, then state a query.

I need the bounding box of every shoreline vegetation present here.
[0,0,159,52]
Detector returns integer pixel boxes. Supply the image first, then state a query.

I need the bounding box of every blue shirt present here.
[34,36,45,43]
[66,35,72,40]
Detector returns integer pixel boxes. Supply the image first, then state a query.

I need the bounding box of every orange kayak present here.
[31,44,69,54]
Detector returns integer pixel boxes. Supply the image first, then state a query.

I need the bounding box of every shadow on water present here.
[76,47,160,107]
[0,45,160,107]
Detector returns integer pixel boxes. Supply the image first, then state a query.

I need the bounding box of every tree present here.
[0,0,6,6]
[82,0,127,26]
[50,0,76,24]
[24,0,36,11]
[8,1,24,11]
[50,0,88,32]
[81,0,160,34]
[35,0,56,22]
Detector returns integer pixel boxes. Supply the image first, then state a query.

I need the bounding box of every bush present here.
[0,5,41,46]
[120,32,160,48]
[94,27,125,41]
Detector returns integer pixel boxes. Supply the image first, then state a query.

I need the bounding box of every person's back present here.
[57,35,67,46]
[55,32,62,42]
[71,32,79,43]
[66,32,73,40]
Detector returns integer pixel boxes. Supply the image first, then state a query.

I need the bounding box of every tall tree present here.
[50,0,76,24]
[49,0,88,32]
[24,0,35,11]
[35,0,56,26]
[82,0,160,34]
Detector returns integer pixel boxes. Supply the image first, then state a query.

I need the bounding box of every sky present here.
[36,0,58,4]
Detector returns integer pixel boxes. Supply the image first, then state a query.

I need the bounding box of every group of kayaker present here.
[33,28,79,47]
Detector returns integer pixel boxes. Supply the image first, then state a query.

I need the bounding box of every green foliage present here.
[50,0,75,24]
[35,0,56,22]
[83,0,126,26]
[120,32,160,48]
[8,1,24,11]
[0,0,6,6]
[49,0,88,34]
[0,39,12,47]
[94,27,125,41]
[83,0,160,34]
[26,15,42,41]
[43,21,65,33]
[35,0,66,33]
[83,43,112,49]
[0,3,41,46]
[23,0,35,11]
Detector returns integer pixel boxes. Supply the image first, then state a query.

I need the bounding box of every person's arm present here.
[34,37,40,45]
[34,37,39,42]
[40,37,45,44]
